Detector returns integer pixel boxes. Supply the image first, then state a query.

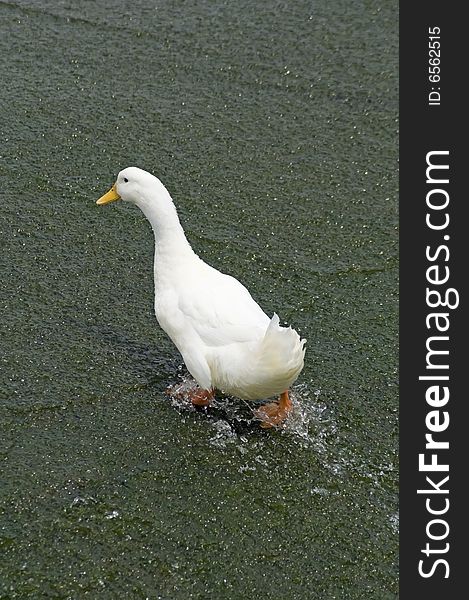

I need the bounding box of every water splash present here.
[164,371,359,489]
[166,372,337,452]
[208,420,239,449]
[389,512,399,535]
[282,383,336,450]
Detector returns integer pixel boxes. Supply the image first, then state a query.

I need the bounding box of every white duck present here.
[96,167,306,427]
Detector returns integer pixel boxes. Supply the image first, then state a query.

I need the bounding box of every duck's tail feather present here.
[235,313,306,400]
[260,312,306,379]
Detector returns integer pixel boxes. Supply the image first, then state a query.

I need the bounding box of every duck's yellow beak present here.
[96,184,120,205]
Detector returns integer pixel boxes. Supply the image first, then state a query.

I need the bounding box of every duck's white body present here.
[97,167,305,401]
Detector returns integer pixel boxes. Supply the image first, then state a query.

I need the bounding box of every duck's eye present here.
[123,177,129,183]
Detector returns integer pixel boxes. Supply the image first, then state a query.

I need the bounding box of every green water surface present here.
[1,1,398,598]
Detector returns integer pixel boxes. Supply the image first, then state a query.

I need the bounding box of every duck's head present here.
[96,166,158,207]
[96,166,181,230]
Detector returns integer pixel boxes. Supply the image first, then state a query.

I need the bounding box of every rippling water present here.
[1,1,398,597]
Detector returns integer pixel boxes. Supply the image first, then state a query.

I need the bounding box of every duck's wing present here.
[177,269,271,348]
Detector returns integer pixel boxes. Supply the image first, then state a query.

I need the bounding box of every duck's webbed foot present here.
[189,388,214,407]
[255,390,292,428]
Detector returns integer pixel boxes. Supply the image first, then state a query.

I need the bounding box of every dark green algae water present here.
[1,1,398,598]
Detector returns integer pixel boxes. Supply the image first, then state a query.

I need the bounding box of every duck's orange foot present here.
[255,390,292,428]
[189,388,214,407]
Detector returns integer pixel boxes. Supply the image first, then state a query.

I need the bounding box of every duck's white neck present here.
[135,182,195,264]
